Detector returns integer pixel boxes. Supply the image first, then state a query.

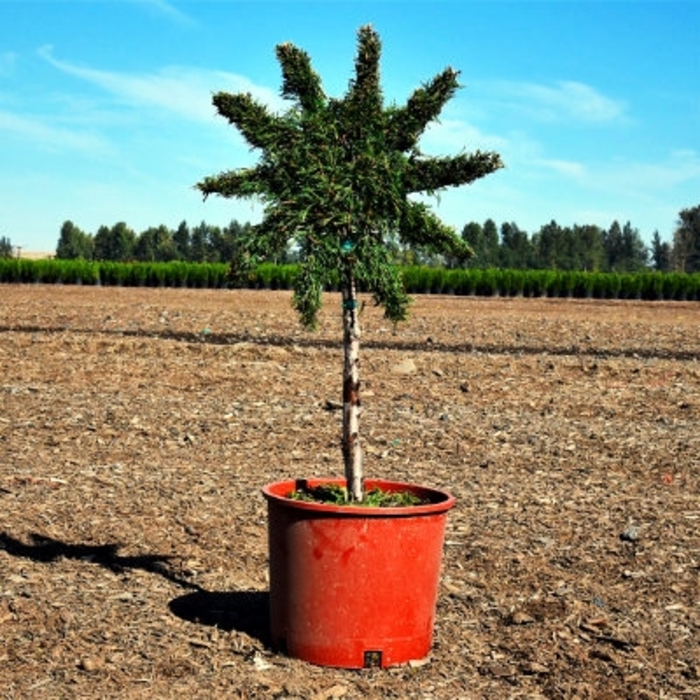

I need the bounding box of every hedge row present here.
[1,259,699,301]
[0,259,229,288]
[399,266,700,301]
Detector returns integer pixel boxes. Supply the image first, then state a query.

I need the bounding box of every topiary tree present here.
[197,24,503,501]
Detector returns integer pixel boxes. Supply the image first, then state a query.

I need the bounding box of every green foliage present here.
[392,266,700,301]
[673,205,700,273]
[619,273,643,300]
[651,231,672,272]
[287,483,427,507]
[0,235,13,259]
[197,24,503,329]
[56,221,94,260]
[0,259,17,281]
[94,222,136,262]
[51,259,99,285]
[402,266,438,294]
[1,259,699,301]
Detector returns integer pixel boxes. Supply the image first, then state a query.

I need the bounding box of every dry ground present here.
[0,285,698,699]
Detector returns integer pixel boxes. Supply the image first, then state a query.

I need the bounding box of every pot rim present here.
[262,477,455,517]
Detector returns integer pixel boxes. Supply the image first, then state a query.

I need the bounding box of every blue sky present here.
[1,0,698,253]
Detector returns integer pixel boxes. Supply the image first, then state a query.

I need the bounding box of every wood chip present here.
[1,287,698,699]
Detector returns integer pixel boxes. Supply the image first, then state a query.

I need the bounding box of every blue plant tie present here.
[343,299,358,310]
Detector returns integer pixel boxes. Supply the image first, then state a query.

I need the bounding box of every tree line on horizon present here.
[2,205,699,274]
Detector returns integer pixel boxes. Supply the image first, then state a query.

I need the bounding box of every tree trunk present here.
[341,260,363,501]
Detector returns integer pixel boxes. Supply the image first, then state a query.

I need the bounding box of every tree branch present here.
[212,92,295,151]
[404,151,504,194]
[276,42,326,113]
[386,68,461,152]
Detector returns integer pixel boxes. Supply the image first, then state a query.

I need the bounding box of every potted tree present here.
[197,25,503,668]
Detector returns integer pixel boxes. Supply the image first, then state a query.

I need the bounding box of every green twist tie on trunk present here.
[343,299,358,311]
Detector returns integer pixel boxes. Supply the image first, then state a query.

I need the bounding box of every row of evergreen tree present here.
[460,219,657,272]
[0,235,14,259]
[3,205,698,273]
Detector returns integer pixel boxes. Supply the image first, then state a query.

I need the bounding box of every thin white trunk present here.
[341,262,363,501]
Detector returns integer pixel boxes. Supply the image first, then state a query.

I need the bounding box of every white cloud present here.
[612,149,700,192]
[534,158,587,180]
[421,117,508,155]
[509,149,700,235]
[135,0,195,27]
[75,0,194,27]
[0,109,112,155]
[37,46,285,124]
[490,79,627,124]
[522,145,700,203]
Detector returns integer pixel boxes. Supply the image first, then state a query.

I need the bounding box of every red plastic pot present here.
[262,477,455,668]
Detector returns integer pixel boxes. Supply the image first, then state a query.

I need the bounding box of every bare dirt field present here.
[1,284,698,699]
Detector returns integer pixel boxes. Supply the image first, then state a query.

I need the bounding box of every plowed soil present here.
[1,285,698,699]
